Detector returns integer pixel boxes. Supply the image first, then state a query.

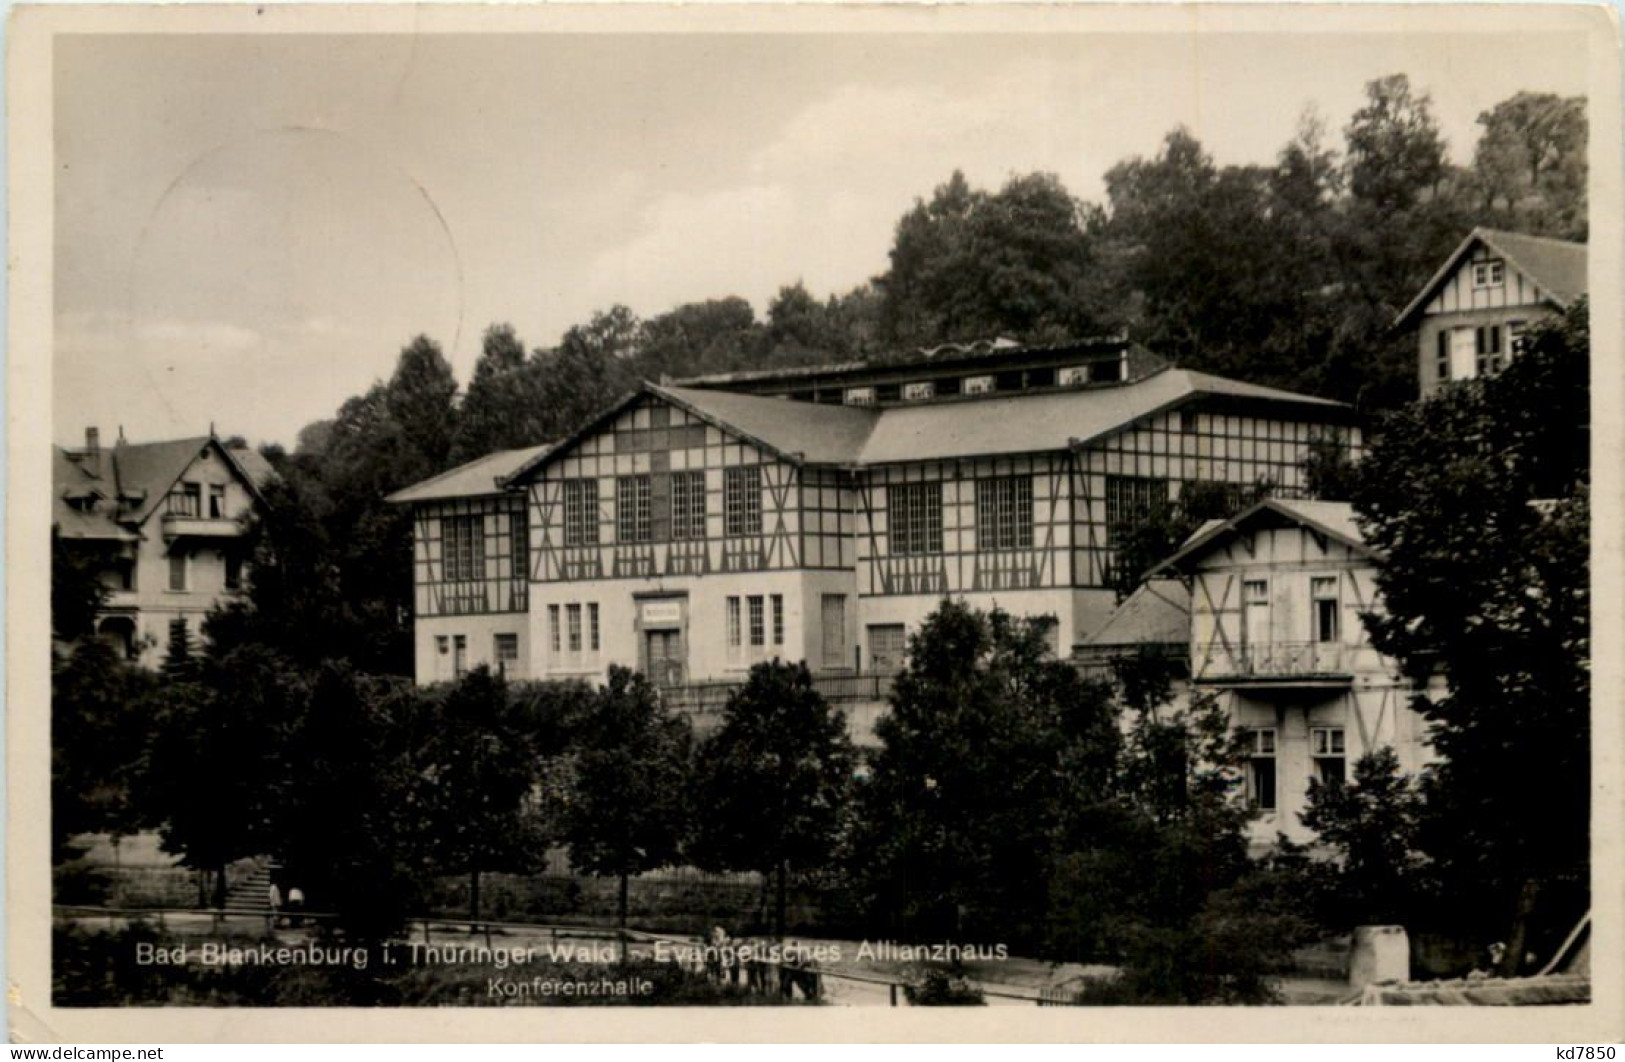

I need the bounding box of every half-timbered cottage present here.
[386,443,551,684]
[390,341,1363,733]
[1148,498,1432,845]
[1396,227,1587,399]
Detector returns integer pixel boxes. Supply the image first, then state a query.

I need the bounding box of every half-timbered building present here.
[1395,227,1587,399]
[386,443,551,684]
[392,341,1359,707]
[1148,498,1433,845]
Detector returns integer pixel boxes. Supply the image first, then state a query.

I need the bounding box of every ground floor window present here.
[494,632,519,672]
[453,634,467,678]
[868,624,906,673]
[1245,728,1277,811]
[1312,726,1346,787]
[821,594,848,668]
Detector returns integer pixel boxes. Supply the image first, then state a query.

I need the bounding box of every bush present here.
[903,965,986,1006]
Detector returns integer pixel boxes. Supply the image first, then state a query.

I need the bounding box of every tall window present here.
[494,633,519,671]
[726,596,742,649]
[168,550,188,591]
[976,476,1034,550]
[1311,576,1340,643]
[748,596,766,647]
[821,594,847,668]
[617,476,652,543]
[1476,325,1504,376]
[1105,475,1168,543]
[1244,728,1277,811]
[1312,727,1347,788]
[888,482,943,555]
[548,605,561,653]
[453,634,468,678]
[208,484,227,519]
[771,594,784,647]
[442,515,485,582]
[671,470,708,540]
[567,604,583,653]
[724,466,762,537]
[1436,331,1450,381]
[510,510,529,581]
[563,479,598,546]
[589,603,601,652]
[168,482,202,518]
[224,553,243,591]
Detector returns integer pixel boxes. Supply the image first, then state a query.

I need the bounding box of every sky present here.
[53,26,1589,450]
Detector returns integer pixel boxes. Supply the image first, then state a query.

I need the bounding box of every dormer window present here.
[902,381,935,402]
[1472,259,1505,289]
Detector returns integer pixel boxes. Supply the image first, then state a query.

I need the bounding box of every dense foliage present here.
[1350,300,1589,972]
[690,661,857,939]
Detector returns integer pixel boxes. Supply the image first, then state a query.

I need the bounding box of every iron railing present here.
[1199,640,1349,680]
[658,672,895,714]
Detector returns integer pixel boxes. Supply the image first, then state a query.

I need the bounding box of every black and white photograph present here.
[9,1,1621,1043]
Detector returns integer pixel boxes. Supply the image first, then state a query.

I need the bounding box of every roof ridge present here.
[1475,226,1586,249]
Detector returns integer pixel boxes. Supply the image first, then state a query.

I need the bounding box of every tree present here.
[1470,93,1587,238]
[162,617,198,679]
[420,666,547,920]
[690,661,856,939]
[853,601,1120,946]
[561,667,692,956]
[1343,74,1448,213]
[633,297,762,382]
[876,171,1105,347]
[451,324,552,463]
[1300,747,1426,926]
[146,645,299,907]
[51,531,108,643]
[1108,479,1272,599]
[272,662,430,941]
[52,641,158,861]
[1351,301,1589,973]
[384,334,460,478]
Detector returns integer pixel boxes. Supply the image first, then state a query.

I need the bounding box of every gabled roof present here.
[1147,498,1379,578]
[857,367,1344,466]
[1084,580,1191,648]
[53,434,270,539]
[1395,227,1587,328]
[658,385,880,465]
[384,443,554,504]
[484,368,1350,489]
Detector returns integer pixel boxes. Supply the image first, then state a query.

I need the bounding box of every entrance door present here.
[646,629,684,686]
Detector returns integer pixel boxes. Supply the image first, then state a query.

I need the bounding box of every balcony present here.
[1196,641,1352,689]
[161,512,245,541]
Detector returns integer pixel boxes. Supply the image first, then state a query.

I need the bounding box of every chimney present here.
[86,426,100,454]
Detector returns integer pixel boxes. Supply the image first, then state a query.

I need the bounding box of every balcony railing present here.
[658,672,895,715]
[1197,641,1351,682]
[160,512,244,539]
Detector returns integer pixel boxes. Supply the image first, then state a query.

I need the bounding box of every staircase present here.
[219,859,280,915]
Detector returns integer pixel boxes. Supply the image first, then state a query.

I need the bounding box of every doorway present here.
[645,629,684,686]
